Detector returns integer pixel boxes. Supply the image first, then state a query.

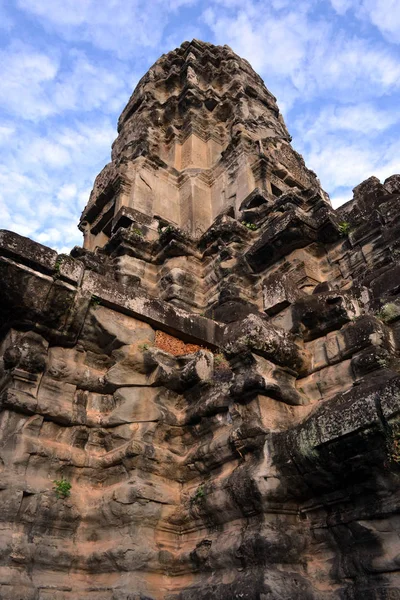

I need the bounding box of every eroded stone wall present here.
[1,40,400,600]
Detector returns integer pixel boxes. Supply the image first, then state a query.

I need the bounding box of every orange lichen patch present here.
[155,330,205,356]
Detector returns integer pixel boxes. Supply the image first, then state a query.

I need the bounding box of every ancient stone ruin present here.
[1,39,400,600]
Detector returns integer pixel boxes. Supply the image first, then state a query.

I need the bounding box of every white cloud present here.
[204,1,400,109]
[52,51,131,114]
[299,103,399,142]
[330,191,353,209]
[28,139,72,168]
[0,117,116,251]
[0,43,131,121]
[0,124,15,145]
[164,26,205,52]
[57,183,77,201]
[330,0,400,43]
[169,0,197,8]
[329,0,354,15]
[310,36,400,93]
[361,0,400,43]
[293,101,400,200]
[17,0,196,57]
[204,4,313,76]
[1,0,399,254]
[0,42,59,120]
[303,135,400,194]
[53,120,116,160]
[36,228,63,245]
[307,139,376,189]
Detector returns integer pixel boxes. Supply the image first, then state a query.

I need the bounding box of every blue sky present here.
[1,0,399,252]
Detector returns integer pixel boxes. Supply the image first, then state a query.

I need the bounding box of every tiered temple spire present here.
[79,40,325,250]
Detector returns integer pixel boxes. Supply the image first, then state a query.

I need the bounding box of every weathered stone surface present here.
[1,39,400,600]
[224,313,310,375]
[384,174,400,195]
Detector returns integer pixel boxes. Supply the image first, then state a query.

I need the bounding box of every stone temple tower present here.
[79,39,326,250]
[77,40,336,321]
[1,40,400,600]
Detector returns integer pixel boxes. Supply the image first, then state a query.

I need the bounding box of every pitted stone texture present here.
[1,41,400,600]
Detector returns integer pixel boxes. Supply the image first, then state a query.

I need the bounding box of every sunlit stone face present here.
[79,40,323,251]
[0,39,400,600]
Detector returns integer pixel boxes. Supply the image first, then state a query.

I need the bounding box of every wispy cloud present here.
[204,0,400,204]
[0,42,59,120]
[0,0,398,253]
[0,117,116,250]
[330,0,400,44]
[363,0,400,43]
[17,0,196,57]
[0,43,132,121]
[298,103,400,141]
[204,1,400,104]
[294,102,400,200]
[306,135,400,190]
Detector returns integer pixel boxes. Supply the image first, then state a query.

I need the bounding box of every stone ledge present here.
[0,229,58,275]
[0,231,224,350]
